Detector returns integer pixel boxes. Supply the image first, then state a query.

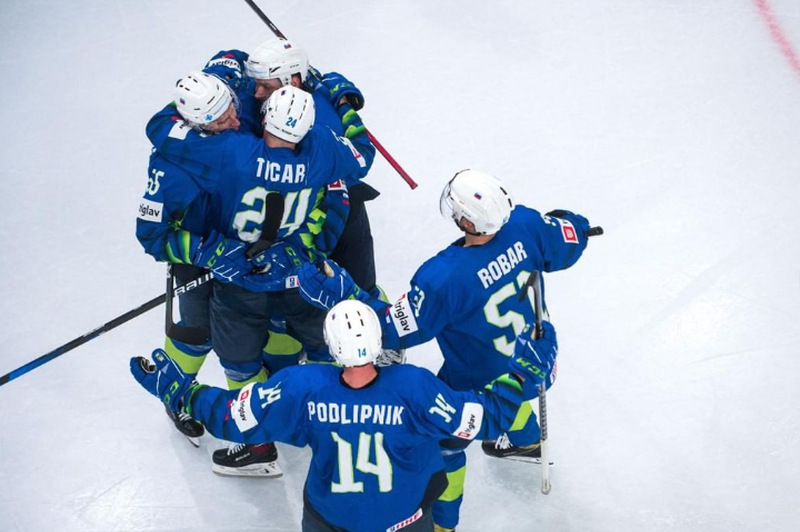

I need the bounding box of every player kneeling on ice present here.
[130,300,558,532]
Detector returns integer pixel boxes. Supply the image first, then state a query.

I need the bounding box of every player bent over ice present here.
[131,300,558,532]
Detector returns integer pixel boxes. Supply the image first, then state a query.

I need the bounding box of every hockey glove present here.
[508,321,558,396]
[546,209,591,241]
[130,349,204,413]
[297,260,367,310]
[192,231,253,284]
[242,241,308,292]
[320,72,364,110]
[203,50,247,91]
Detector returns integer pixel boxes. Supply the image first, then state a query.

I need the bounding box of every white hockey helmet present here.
[246,38,309,85]
[262,85,315,143]
[173,71,234,126]
[439,169,514,235]
[324,300,383,367]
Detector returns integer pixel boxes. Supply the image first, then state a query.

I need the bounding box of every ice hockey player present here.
[130,299,559,532]
[297,169,595,531]
[136,71,246,447]
[205,38,382,297]
[145,75,374,477]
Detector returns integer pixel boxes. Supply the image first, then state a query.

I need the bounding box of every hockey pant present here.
[329,183,379,293]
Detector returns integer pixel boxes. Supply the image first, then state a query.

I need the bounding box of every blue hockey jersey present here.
[376,205,589,391]
[143,101,373,261]
[188,363,529,532]
[136,150,213,262]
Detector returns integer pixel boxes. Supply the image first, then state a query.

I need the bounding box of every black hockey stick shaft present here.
[0,273,211,388]
[165,265,213,345]
[241,0,419,189]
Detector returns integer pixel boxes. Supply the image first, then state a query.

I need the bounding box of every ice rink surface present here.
[1,1,799,531]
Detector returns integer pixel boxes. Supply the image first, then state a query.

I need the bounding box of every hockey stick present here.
[518,226,601,493]
[528,270,552,495]
[165,265,213,345]
[241,0,419,189]
[0,273,212,388]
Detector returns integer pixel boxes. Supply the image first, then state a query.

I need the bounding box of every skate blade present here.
[184,434,201,448]
[498,456,554,466]
[211,462,283,478]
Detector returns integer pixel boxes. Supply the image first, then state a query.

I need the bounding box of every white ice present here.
[1,1,799,531]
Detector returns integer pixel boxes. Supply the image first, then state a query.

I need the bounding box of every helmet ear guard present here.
[262,85,315,143]
[246,38,309,86]
[173,71,234,127]
[439,169,514,235]
[324,301,383,367]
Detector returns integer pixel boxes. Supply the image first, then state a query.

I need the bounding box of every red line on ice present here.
[753,0,800,80]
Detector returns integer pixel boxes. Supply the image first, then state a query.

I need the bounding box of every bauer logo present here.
[558,219,579,244]
[232,383,258,432]
[390,293,419,337]
[137,199,163,222]
[386,508,423,532]
[453,402,484,440]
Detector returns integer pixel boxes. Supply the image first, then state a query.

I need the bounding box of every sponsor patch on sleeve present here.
[137,198,163,222]
[168,120,191,140]
[390,293,419,337]
[557,218,579,244]
[453,402,484,440]
[232,382,258,432]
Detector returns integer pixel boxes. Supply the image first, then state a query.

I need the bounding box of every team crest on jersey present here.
[556,218,579,244]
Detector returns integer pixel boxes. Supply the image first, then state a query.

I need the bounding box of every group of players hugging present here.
[132,38,596,532]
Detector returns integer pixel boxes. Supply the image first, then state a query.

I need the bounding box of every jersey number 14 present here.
[330,431,393,493]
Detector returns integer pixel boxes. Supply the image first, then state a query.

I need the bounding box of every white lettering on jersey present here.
[137,198,163,222]
[307,402,404,426]
[257,381,283,408]
[429,393,457,423]
[232,383,258,432]
[477,241,529,289]
[453,402,484,440]
[255,157,306,184]
[390,293,419,337]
